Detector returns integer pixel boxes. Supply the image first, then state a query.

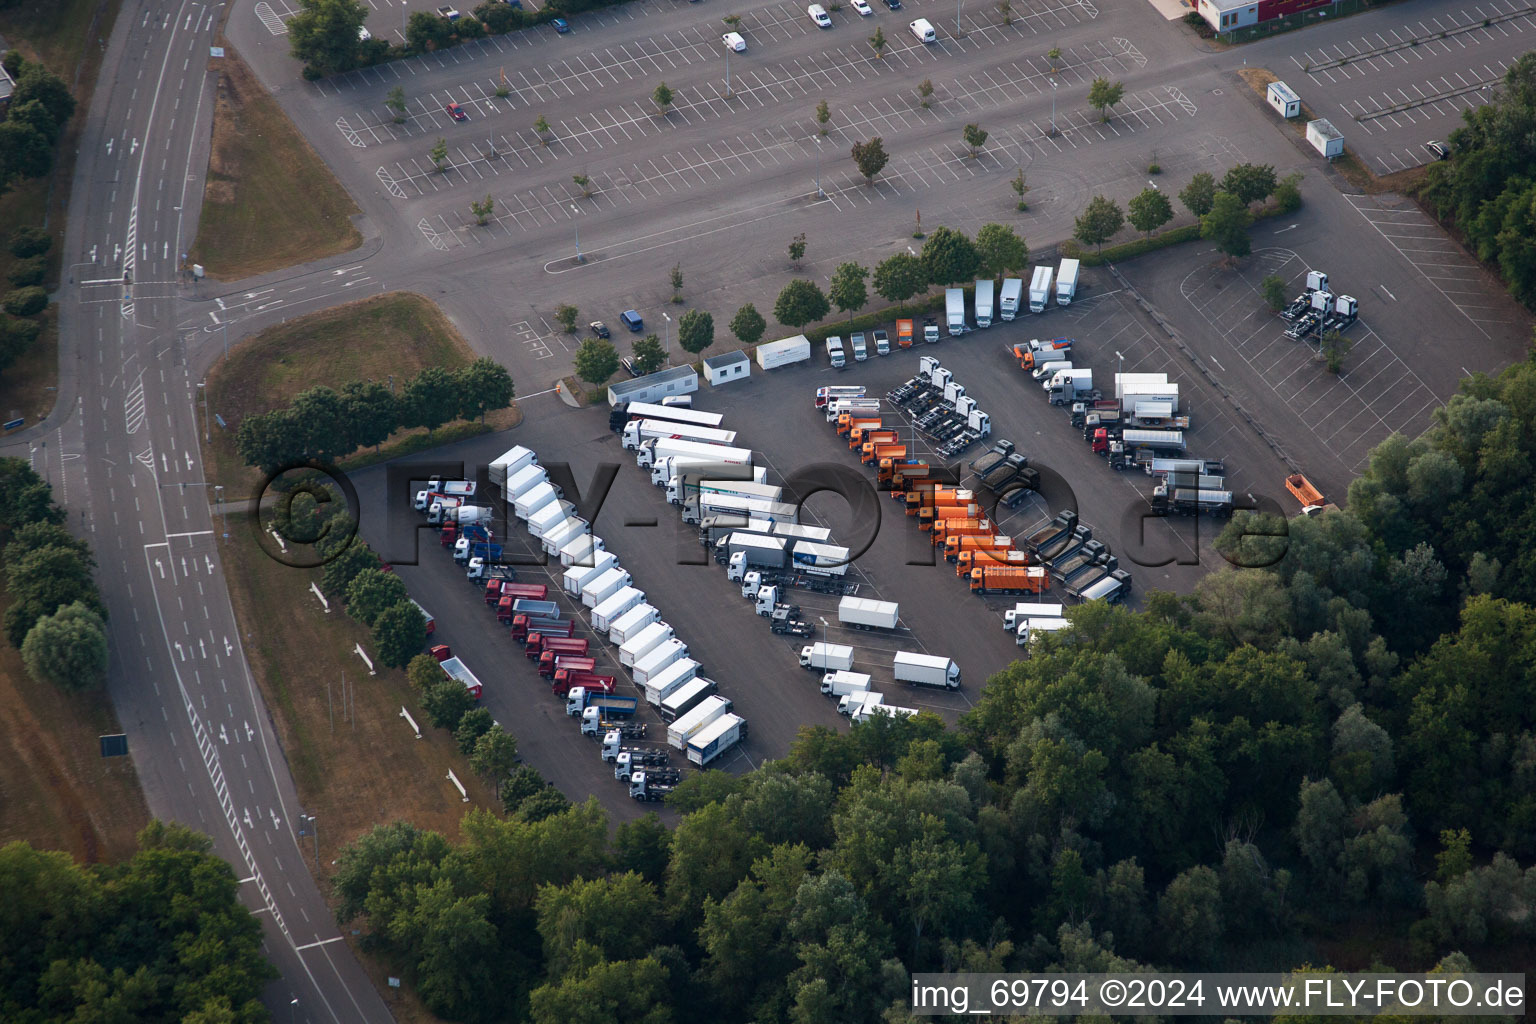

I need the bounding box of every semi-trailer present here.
[489,445,539,490]
[682,492,799,527]
[530,636,589,665]
[687,713,747,766]
[799,642,855,671]
[606,602,660,644]
[609,401,724,431]
[592,587,648,633]
[821,670,873,697]
[791,542,851,577]
[724,533,789,580]
[969,566,1050,594]
[439,657,484,700]
[564,689,637,717]
[643,657,699,706]
[581,567,633,608]
[668,476,781,507]
[561,552,620,596]
[513,480,562,520]
[893,651,961,690]
[668,695,734,749]
[621,418,739,450]
[772,523,834,545]
[635,437,753,470]
[504,463,548,502]
[634,639,689,685]
[837,596,899,631]
[653,457,767,489]
[629,771,678,803]
[619,621,676,667]
[659,676,717,721]
[551,671,616,697]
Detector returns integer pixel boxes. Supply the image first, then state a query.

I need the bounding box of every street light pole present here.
[956,0,962,37]
[726,47,732,98]
[570,204,583,263]
[663,312,671,360]
[815,135,824,199]
[1050,79,1057,136]
[199,381,208,442]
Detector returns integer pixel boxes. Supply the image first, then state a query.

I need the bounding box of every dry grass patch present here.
[0,592,150,863]
[189,48,361,281]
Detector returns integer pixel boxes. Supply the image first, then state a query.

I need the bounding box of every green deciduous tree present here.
[320,539,380,598]
[340,379,398,450]
[535,113,552,144]
[815,99,831,134]
[4,544,102,648]
[613,814,672,885]
[455,356,515,422]
[729,303,767,347]
[962,123,988,158]
[1220,162,1279,208]
[429,137,449,171]
[422,677,476,730]
[373,600,428,669]
[919,225,980,285]
[528,956,673,1024]
[789,232,807,268]
[1274,170,1303,213]
[850,137,889,184]
[1320,328,1354,374]
[869,25,887,58]
[872,252,927,303]
[1010,167,1030,210]
[1073,195,1124,253]
[1179,171,1216,218]
[631,334,666,375]
[345,567,407,627]
[535,872,662,978]
[974,222,1028,278]
[652,81,674,116]
[470,194,494,225]
[1127,187,1173,237]
[471,725,521,785]
[574,337,620,386]
[773,279,830,329]
[677,308,713,354]
[401,365,460,434]
[408,653,443,692]
[828,261,869,325]
[669,263,684,301]
[1087,76,1124,121]
[917,79,933,108]
[555,303,579,332]
[1261,274,1289,312]
[455,707,495,755]
[3,286,47,317]
[288,0,368,72]
[1201,190,1253,258]
[20,601,108,691]
[385,85,407,123]
[407,9,452,51]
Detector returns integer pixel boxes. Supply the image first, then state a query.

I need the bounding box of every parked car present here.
[445,102,468,122]
[622,358,641,377]
[620,309,644,332]
[808,3,832,26]
[883,0,901,9]
[851,0,872,14]
[436,4,460,18]
[552,16,570,32]
[590,321,610,338]
[1426,140,1449,161]
[722,31,746,51]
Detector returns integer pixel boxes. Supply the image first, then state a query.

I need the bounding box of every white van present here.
[808,3,832,26]
[909,18,935,42]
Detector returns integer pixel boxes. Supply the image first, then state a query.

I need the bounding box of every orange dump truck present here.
[905,487,975,512]
[862,443,906,466]
[897,319,914,348]
[920,505,984,531]
[878,459,927,486]
[955,549,1031,576]
[969,566,1050,594]
[1285,473,1325,508]
[945,534,1014,561]
[928,518,992,543]
[837,414,880,438]
[850,427,897,450]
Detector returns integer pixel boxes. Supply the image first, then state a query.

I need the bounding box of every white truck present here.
[643,657,698,706]
[857,703,918,723]
[592,587,646,634]
[893,651,961,690]
[974,279,995,328]
[541,517,589,555]
[837,596,899,631]
[560,533,605,568]
[621,418,739,450]
[659,676,717,721]
[489,445,538,491]
[684,492,798,527]
[635,437,753,470]
[821,670,873,698]
[1114,372,1169,399]
[607,602,659,644]
[1028,265,1053,313]
[619,621,675,667]
[999,277,1024,321]
[773,523,833,545]
[839,690,884,715]
[513,480,562,520]
[1016,616,1069,647]
[1056,258,1080,305]
[527,500,578,539]
[674,477,783,508]
[824,398,882,423]
[1044,368,1095,405]
[945,287,967,336]
[826,336,846,369]
[562,551,619,596]
[652,458,767,488]
[1003,602,1065,631]
[504,463,549,501]
[687,713,746,766]
[634,639,688,686]
[668,694,733,749]
[757,335,812,369]
[581,567,632,608]
[800,642,855,672]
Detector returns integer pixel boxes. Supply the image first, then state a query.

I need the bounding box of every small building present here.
[703,350,750,387]
[608,365,698,407]
[755,335,812,369]
[1196,0,1337,33]
[1306,118,1344,160]
[1267,81,1301,119]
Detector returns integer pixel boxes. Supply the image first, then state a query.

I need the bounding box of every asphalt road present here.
[0,3,394,1022]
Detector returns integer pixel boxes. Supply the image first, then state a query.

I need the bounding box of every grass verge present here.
[188,47,361,282]
[0,591,150,863]
[204,292,519,493]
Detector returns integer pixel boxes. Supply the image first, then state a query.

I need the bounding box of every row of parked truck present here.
[1280,269,1359,341]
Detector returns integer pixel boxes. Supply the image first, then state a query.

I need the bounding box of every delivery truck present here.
[669,476,781,507]
[610,401,724,431]
[974,279,995,328]
[893,651,961,690]
[897,319,914,348]
[592,587,647,633]
[1028,265,1053,313]
[560,533,607,568]
[504,463,549,503]
[581,567,632,608]
[659,676,717,721]
[969,566,1050,594]
[527,500,579,539]
[1056,258,1080,304]
[821,670,873,698]
[621,418,739,450]
[635,437,753,470]
[562,551,619,596]
[634,639,689,685]
[799,642,855,672]
[1000,277,1023,321]
[607,602,660,644]
[1003,602,1065,631]
[668,694,734,749]
[541,518,589,555]
[841,691,886,716]
[837,596,899,631]
[1015,616,1070,648]
[643,657,698,706]
[687,713,747,766]
[513,480,562,520]
[946,287,967,336]
[489,446,538,490]
[619,621,676,667]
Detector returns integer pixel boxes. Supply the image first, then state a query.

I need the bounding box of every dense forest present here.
[328,357,1536,1023]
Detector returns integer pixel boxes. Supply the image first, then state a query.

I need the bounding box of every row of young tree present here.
[0,822,277,1024]
[326,352,1536,1023]
[234,357,513,473]
[1420,53,1536,309]
[0,460,109,692]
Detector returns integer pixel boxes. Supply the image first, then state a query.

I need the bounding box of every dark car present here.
[884,0,901,9]
[552,17,570,32]
[621,358,641,377]
[1426,140,1449,161]
[589,321,610,338]
[620,309,644,332]
[445,102,468,122]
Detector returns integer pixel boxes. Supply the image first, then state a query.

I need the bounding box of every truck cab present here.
[850,332,868,361]
[825,336,846,368]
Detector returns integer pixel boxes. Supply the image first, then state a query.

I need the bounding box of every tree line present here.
[321,352,1536,1023]
[0,459,109,692]
[0,822,276,1024]
[234,357,513,473]
[1419,53,1536,309]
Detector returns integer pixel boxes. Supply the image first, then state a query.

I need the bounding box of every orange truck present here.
[862,443,906,466]
[837,414,881,438]
[906,487,975,511]
[850,427,897,450]
[955,549,1031,576]
[897,319,914,348]
[927,517,991,541]
[969,566,1050,594]
[1285,473,1325,508]
[920,504,984,530]
[944,534,1014,561]
[878,459,926,486]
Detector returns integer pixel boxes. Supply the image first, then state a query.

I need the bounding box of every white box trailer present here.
[687,713,746,766]
[634,639,688,685]
[1028,265,1053,313]
[621,418,739,451]
[1016,616,1070,647]
[893,651,961,690]
[1003,602,1065,631]
[791,541,850,577]
[820,670,873,697]
[527,500,578,538]
[837,596,899,630]
[541,517,589,555]
[800,642,854,671]
[672,478,783,507]
[974,279,995,328]
[643,657,698,706]
[668,695,733,749]
[489,446,538,490]
[1114,372,1169,399]
[999,277,1024,321]
[757,335,812,369]
[773,523,834,545]
[581,567,632,608]
[841,691,885,716]
[504,464,548,501]
[1056,259,1080,304]
[607,602,660,644]
[513,480,562,520]
[636,437,754,469]
[685,493,798,527]
[561,533,606,567]
[1121,429,1185,452]
[654,458,766,488]
[619,621,675,667]
[946,287,967,336]
[615,401,724,429]
[593,587,647,634]
[660,677,716,721]
[562,551,619,596]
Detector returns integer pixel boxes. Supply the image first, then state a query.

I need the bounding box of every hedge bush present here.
[8,256,48,289]
[3,287,48,317]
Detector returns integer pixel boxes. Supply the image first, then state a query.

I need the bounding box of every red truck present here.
[486,581,549,607]
[551,669,616,696]
[511,616,574,643]
[429,644,453,662]
[528,635,589,661]
[537,655,595,680]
